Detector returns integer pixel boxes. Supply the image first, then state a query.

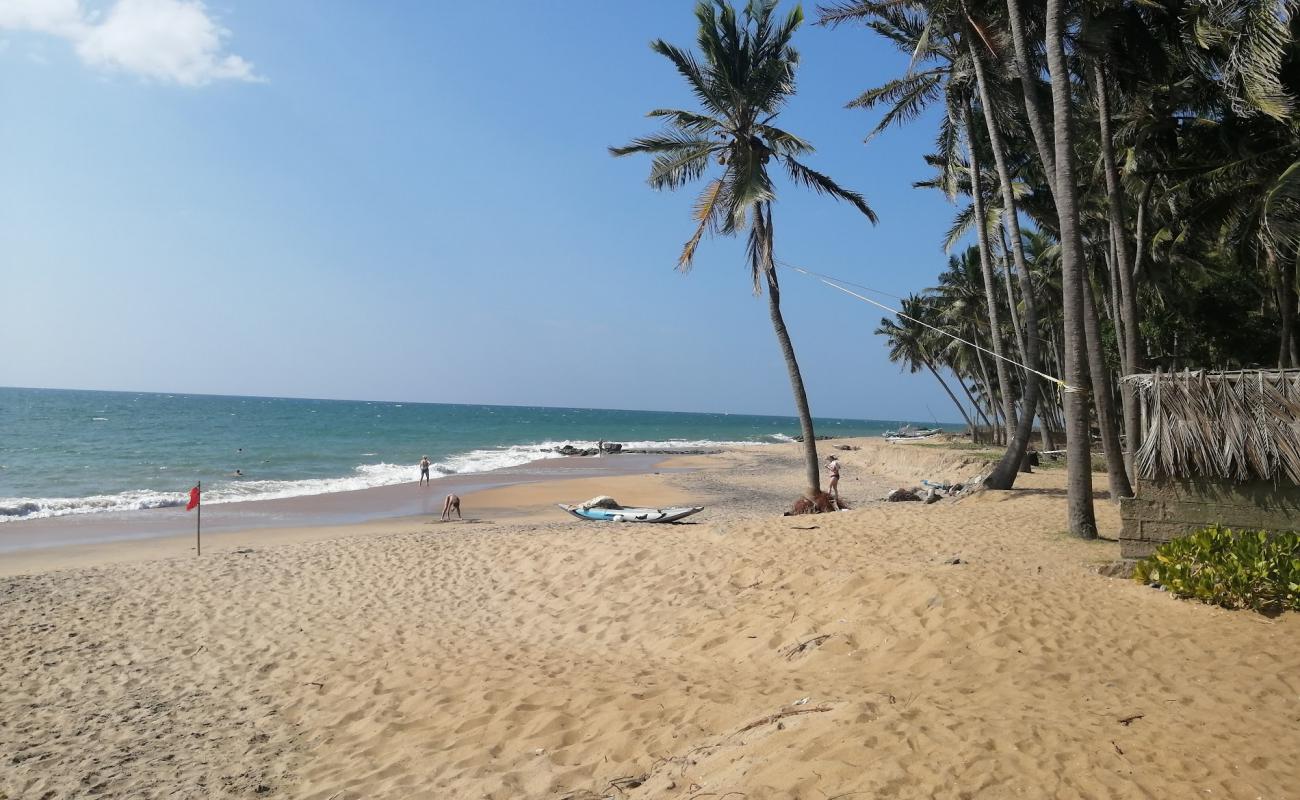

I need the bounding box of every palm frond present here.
[747,201,773,293]
[609,130,718,158]
[722,148,774,234]
[1261,158,1300,250]
[646,108,726,133]
[1182,0,1298,121]
[648,144,721,191]
[679,177,727,273]
[756,123,813,155]
[649,39,731,121]
[782,156,878,222]
[847,70,946,141]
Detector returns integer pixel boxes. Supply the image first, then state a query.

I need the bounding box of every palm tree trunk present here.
[1006,0,1071,464]
[1278,247,1296,369]
[1047,335,1067,437]
[1290,254,1300,366]
[971,334,1003,445]
[1133,180,1152,283]
[999,227,1028,363]
[924,358,976,434]
[1004,0,1056,181]
[1045,0,1098,537]
[1093,62,1142,473]
[949,356,994,438]
[1082,272,1134,499]
[969,41,1044,486]
[1038,383,1059,450]
[1131,182,1151,455]
[962,99,1018,445]
[1104,241,1122,360]
[761,204,821,497]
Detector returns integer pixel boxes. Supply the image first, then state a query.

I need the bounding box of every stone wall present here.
[1119,477,1300,559]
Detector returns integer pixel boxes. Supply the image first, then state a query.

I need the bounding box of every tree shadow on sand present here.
[1002,487,1112,501]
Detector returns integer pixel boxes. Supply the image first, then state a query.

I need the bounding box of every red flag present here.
[186,485,200,511]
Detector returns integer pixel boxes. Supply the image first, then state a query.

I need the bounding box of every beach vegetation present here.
[1134,525,1300,613]
[611,0,877,499]
[821,0,1300,535]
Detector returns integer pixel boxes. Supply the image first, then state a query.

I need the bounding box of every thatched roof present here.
[1123,370,1300,483]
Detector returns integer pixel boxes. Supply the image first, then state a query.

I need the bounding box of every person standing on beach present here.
[441,493,461,521]
[826,456,841,509]
[419,456,431,486]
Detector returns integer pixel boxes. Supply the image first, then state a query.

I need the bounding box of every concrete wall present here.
[1119,477,1300,559]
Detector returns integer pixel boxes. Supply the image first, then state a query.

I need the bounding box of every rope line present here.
[779,261,1080,393]
[775,260,910,301]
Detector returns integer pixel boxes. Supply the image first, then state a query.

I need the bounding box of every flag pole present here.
[196,480,202,556]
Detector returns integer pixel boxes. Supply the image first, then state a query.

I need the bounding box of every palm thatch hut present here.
[1119,369,1300,558]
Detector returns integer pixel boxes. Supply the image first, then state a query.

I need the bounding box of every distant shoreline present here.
[0,452,678,555]
[1,385,930,529]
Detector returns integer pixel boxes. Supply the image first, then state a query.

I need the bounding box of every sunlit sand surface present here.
[2,440,1296,799]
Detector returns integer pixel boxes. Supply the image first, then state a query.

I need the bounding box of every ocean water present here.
[0,387,925,522]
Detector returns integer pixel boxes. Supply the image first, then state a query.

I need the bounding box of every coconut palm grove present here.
[614,0,1300,537]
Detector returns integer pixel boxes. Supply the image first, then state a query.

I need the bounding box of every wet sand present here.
[0,453,671,558]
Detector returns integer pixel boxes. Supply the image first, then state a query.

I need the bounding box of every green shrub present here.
[1133,525,1300,613]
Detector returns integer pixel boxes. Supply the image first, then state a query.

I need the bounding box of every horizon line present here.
[0,384,960,427]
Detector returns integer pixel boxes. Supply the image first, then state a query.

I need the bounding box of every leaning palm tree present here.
[610,0,876,499]
[876,295,978,433]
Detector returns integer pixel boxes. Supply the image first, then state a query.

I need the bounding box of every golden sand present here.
[2,440,1296,799]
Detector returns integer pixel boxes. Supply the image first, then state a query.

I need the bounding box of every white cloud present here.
[0,0,84,37]
[0,0,260,86]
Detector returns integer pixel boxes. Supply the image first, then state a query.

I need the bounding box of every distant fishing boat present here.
[558,501,703,523]
[882,424,942,443]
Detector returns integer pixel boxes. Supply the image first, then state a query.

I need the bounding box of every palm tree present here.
[930,248,1006,437]
[1044,0,1098,537]
[965,31,1046,485]
[610,0,876,498]
[876,296,977,432]
[820,1,1022,449]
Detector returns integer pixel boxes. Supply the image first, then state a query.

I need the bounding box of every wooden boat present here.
[883,424,942,443]
[557,503,704,523]
[885,432,941,443]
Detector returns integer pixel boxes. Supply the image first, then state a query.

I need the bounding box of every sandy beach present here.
[2,439,1297,799]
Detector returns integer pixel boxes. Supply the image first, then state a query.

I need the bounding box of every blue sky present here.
[0,0,964,422]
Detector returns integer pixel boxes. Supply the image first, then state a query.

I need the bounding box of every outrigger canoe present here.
[557,504,704,523]
[885,432,941,443]
[883,424,943,443]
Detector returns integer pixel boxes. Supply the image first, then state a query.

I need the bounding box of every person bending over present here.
[441,493,461,521]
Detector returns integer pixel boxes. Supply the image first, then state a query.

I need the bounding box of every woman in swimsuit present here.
[826,456,841,507]
[441,493,461,521]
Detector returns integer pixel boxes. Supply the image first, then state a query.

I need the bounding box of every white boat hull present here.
[557,504,704,523]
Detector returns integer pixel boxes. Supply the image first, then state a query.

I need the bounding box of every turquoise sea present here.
[0,387,937,522]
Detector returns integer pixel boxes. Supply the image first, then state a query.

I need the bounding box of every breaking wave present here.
[0,437,785,523]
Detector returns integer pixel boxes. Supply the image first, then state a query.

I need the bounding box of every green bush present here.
[1133,525,1300,613]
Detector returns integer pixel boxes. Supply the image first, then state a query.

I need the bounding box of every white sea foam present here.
[0,491,189,521]
[0,437,783,522]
